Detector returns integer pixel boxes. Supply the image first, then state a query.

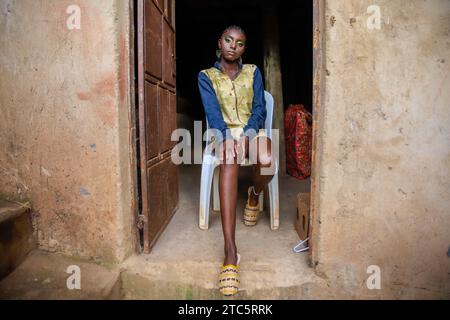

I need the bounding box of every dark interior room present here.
[175,0,313,122]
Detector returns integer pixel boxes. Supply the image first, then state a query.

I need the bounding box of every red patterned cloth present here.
[284,104,313,180]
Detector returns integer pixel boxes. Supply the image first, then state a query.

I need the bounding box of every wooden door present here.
[137,0,178,253]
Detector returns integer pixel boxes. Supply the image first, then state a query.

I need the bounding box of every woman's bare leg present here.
[218,137,274,264]
[219,157,239,266]
[248,137,274,206]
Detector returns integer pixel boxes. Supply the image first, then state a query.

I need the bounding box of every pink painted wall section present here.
[0,0,135,262]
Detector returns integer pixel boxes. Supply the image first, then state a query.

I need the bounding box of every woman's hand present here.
[236,135,249,164]
[219,139,237,163]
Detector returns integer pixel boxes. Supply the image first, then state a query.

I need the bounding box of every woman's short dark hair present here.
[221,25,247,38]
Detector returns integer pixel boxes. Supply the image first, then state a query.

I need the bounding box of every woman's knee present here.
[258,151,272,167]
[256,138,273,167]
[220,162,240,173]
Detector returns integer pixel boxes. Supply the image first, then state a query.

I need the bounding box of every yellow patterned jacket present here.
[198,61,267,142]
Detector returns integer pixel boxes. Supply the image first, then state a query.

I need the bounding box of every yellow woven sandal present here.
[243,186,261,226]
[218,253,241,296]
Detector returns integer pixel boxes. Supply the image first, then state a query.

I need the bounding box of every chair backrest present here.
[264,91,274,139]
[205,91,274,142]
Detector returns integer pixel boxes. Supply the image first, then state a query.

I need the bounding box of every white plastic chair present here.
[199,91,280,230]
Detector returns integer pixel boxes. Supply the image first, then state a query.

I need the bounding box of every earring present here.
[216,49,222,60]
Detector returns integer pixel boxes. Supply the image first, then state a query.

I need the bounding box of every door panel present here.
[163,19,176,86]
[158,88,170,152]
[137,0,178,254]
[146,157,178,247]
[169,91,177,140]
[144,0,162,79]
[146,162,166,243]
[158,88,177,153]
[144,82,159,159]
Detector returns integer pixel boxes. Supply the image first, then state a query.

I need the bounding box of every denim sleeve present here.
[198,71,232,143]
[243,66,267,138]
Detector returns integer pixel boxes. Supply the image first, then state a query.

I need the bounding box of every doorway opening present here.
[175,0,314,253]
[176,0,313,120]
[132,0,319,294]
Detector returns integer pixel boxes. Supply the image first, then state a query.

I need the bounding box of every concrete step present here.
[0,249,330,300]
[0,200,37,280]
[120,254,329,300]
[0,250,121,300]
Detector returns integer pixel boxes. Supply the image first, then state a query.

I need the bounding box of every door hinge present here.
[137,214,147,230]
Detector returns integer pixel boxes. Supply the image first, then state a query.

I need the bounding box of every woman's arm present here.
[198,71,233,143]
[242,66,267,139]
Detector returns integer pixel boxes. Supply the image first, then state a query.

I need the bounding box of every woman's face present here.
[218,28,246,62]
